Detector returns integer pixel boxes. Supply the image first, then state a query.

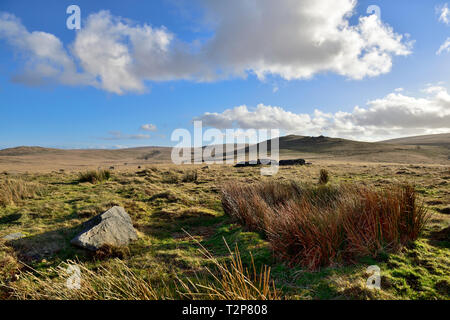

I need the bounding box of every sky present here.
[0,0,449,149]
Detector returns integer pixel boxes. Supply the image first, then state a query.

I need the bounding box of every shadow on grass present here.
[6,225,86,265]
[429,226,450,249]
[0,213,22,225]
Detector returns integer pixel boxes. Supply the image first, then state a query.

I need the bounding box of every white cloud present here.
[72,11,195,94]
[439,4,449,24]
[200,0,412,81]
[0,1,413,93]
[195,86,450,141]
[0,12,93,86]
[140,124,157,132]
[437,37,450,55]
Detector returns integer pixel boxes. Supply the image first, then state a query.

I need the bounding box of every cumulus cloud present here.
[195,86,450,141]
[0,1,413,93]
[439,3,449,24]
[201,0,412,81]
[71,11,205,94]
[437,37,450,55]
[102,131,150,140]
[140,124,157,132]
[0,12,93,86]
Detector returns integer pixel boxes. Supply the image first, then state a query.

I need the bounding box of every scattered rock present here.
[2,232,25,241]
[202,165,209,170]
[71,206,138,251]
[234,159,277,167]
[279,159,306,166]
[233,158,307,167]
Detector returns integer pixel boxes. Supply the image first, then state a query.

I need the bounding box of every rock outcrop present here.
[279,159,306,166]
[71,206,138,251]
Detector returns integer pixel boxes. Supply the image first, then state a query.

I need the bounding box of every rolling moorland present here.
[0,134,449,173]
[0,133,449,300]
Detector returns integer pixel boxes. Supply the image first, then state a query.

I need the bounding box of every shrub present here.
[182,170,198,183]
[78,170,111,184]
[0,178,41,207]
[318,169,329,184]
[162,171,179,184]
[222,181,429,270]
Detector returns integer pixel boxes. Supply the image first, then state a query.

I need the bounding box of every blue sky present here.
[0,0,449,149]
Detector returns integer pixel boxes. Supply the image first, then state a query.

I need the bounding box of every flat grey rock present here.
[2,232,25,241]
[71,206,138,251]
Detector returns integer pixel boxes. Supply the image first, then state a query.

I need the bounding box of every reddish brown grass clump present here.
[221,181,429,270]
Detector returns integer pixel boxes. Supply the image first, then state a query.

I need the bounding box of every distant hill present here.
[217,134,449,164]
[0,146,172,172]
[0,146,62,156]
[0,134,449,172]
[380,133,450,148]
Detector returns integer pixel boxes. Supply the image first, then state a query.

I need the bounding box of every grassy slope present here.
[381,133,450,147]
[1,163,449,300]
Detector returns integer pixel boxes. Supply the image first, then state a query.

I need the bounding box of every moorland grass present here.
[221,180,430,270]
[78,169,111,184]
[0,164,447,300]
[182,169,198,183]
[6,240,278,300]
[0,179,41,207]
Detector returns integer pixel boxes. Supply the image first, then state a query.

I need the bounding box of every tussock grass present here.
[222,181,430,270]
[162,170,180,184]
[178,237,279,300]
[182,170,198,183]
[7,259,164,300]
[319,169,330,184]
[0,241,21,299]
[5,240,278,300]
[0,179,41,207]
[78,169,111,184]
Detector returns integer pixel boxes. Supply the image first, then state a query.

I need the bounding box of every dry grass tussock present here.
[221,180,430,270]
[0,178,42,207]
[78,169,111,184]
[4,239,278,300]
[177,236,279,300]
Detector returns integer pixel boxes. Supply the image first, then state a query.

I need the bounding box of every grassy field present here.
[0,162,449,300]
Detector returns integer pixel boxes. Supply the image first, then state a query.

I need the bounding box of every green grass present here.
[0,164,448,300]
